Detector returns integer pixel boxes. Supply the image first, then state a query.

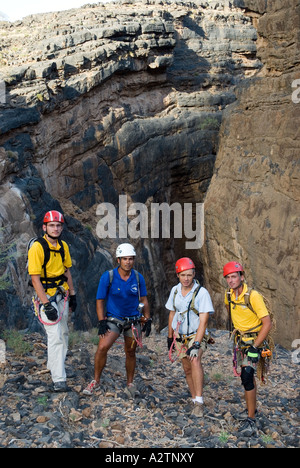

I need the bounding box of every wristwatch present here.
[194,341,200,348]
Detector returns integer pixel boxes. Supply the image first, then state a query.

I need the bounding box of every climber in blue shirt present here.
[96,266,147,320]
[83,243,151,398]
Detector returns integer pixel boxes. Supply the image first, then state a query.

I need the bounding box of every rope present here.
[168,321,189,363]
[131,323,143,348]
[32,290,69,326]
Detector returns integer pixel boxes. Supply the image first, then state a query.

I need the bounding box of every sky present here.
[0,0,114,22]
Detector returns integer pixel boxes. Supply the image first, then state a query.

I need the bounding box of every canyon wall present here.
[0,0,298,347]
[201,0,300,348]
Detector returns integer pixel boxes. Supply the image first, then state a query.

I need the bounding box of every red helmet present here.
[43,210,64,224]
[223,261,244,277]
[175,257,195,274]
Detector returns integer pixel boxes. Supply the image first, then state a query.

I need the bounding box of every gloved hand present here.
[167,337,173,351]
[43,302,58,322]
[98,319,109,336]
[69,294,77,311]
[247,346,260,363]
[142,318,152,337]
[186,341,200,359]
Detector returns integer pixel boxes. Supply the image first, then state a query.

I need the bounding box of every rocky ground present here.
[0,326,299,449]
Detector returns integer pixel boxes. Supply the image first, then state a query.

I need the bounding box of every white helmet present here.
[116,243,136,258]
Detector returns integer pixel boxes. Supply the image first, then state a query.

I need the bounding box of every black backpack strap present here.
[34,237,65,292]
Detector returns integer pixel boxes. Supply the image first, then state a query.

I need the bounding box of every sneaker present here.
[191,402,204,417]
[239,417,258,437]
[234,409,258,421]
[124,383,138,399]
[83,379,100,396]
[53,381,68,392]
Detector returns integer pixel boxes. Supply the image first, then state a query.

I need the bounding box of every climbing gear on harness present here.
[223,261,244,277]
[261,348,271,358]
[43,210,64,224]
[27,237,67,292]
[32,287,69,326]
[106,316,143,347]
[246,346,260,364]
[116,243,136,257]
[175,257,195,274]
[186,341,200,359]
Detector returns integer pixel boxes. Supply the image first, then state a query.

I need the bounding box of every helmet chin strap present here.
[46,233,60,240]
[44,226,61,241]
[233,273,244,299]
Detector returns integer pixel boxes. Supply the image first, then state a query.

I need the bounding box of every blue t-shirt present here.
[96,267,147,319]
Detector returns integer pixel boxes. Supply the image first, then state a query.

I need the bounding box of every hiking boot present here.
[83,379,100,396]
[124,383,139,399]
[239,417,258,437]
[53,381,68,392]
[191,402,204,417]
[234,409,258,421]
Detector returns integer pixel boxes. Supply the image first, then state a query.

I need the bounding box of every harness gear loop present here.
[106,316,143,348]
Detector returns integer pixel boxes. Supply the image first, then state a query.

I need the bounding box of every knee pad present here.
[241,366,255,391]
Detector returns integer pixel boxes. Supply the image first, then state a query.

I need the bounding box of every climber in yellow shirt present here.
[223,261,272,438]
[28,210,76,392]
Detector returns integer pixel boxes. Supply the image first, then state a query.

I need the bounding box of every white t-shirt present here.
[165,281,214,335]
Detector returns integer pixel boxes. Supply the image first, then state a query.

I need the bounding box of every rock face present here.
[201,0,300,348]
[0,0,298,347]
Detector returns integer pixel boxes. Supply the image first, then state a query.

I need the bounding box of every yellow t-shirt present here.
[28,236,72,297]
[224,283,269,333]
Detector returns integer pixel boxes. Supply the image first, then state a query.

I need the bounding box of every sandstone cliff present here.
[201,0,300,348]
[0,0,298,347]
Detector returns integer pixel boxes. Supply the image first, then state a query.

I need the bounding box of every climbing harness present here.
[231,329,273,383]
[106,316,144,348]
[32,287,69,326]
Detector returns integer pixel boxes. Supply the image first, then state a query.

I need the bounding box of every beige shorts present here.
[174,333,207,360]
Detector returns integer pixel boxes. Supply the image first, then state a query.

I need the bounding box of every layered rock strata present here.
[0,0,298,347]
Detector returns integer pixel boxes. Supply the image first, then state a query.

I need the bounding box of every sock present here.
[194,396,203,404]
